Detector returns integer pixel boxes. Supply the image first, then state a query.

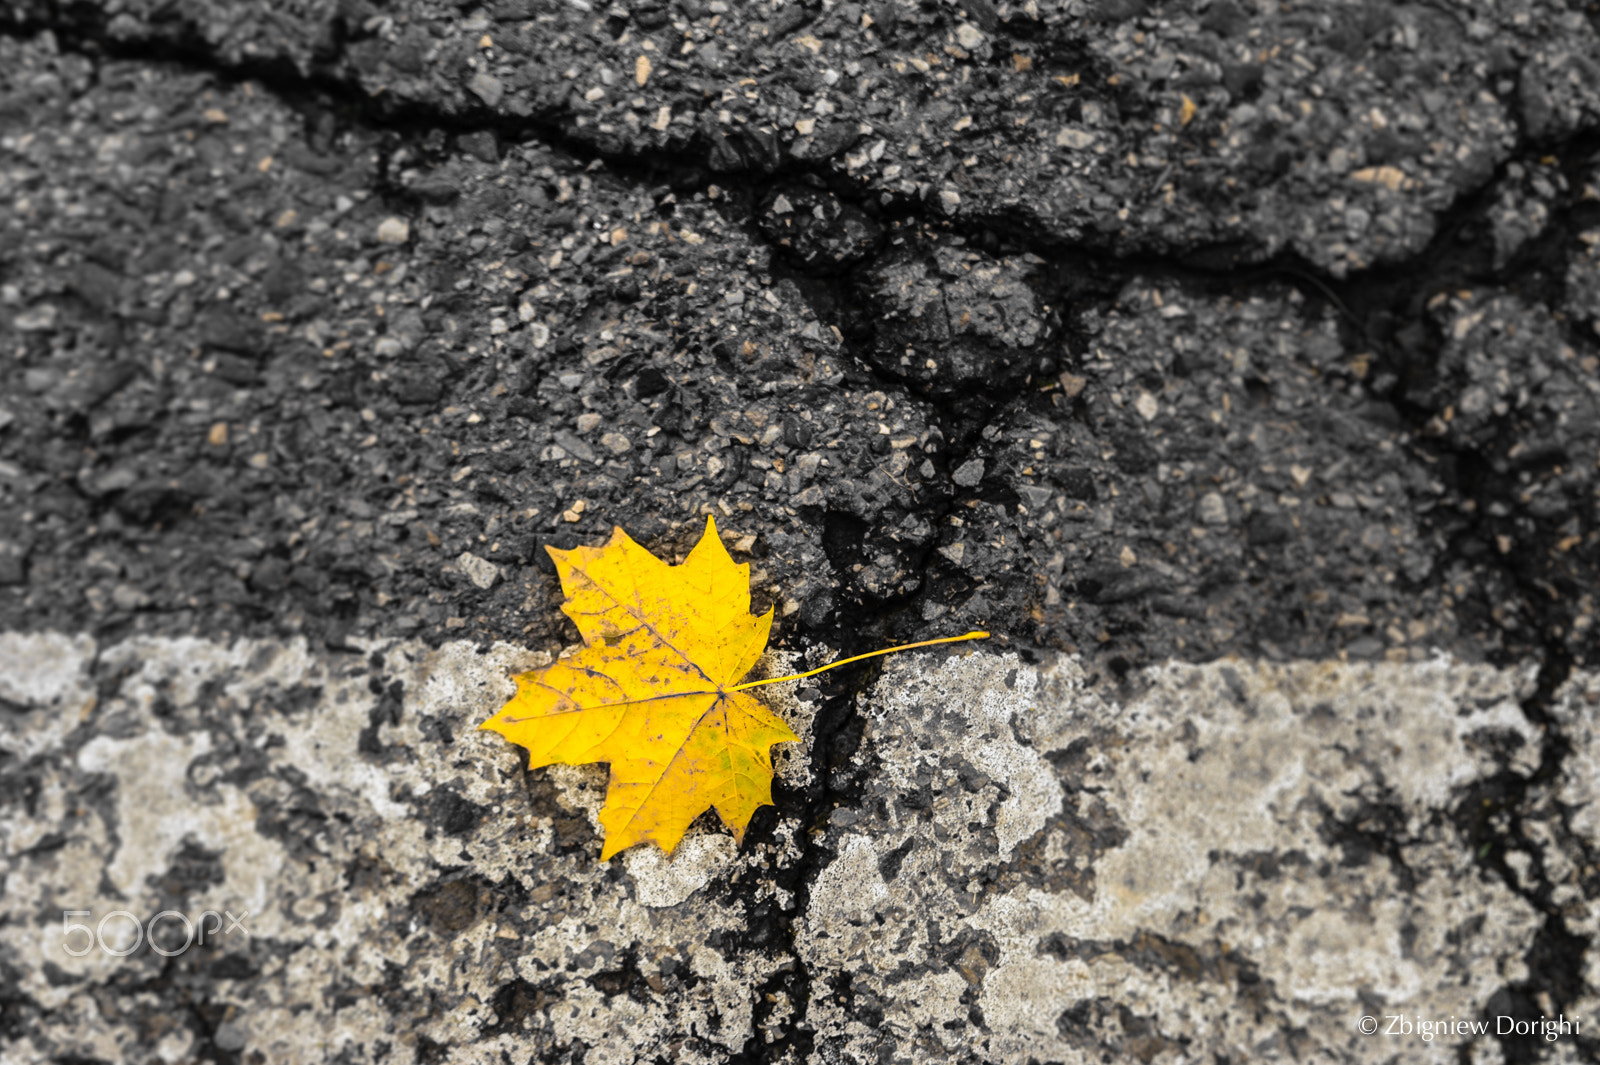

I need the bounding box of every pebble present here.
[12,304,56,332]
[468,72,504,107]
[376,217,410,244]
[1018,486,1052,509]
[953,458,985,487]
[457,551,500,591]
[111,584,151,610]
[553,430,597,463]
[1196,492,1229,526]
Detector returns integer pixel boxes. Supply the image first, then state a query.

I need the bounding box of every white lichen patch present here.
[0,633,803,1065]
[2,635,1590,1065]
[800,650,1554,1065]
[0,631,98,760]
[1550,668,1600,1025]
[626,833,739,908]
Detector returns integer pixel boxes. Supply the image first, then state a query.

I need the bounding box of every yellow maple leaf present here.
[480,516,985,859]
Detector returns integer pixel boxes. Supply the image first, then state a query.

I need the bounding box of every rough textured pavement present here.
[5,633,1599,1064]
[3,0,1600,1061]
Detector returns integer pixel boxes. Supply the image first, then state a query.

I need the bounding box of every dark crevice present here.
[1453,639,1593,1064]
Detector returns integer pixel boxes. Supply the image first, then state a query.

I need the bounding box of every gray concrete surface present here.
[3,631,1594,1063]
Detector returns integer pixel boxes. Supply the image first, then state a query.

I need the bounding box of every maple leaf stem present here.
[728,631,990,692]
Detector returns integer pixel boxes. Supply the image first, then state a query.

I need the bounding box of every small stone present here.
[208,422,229,446]
[1350,165,1405,191]
[939,188,961,211]
[527,323,550,348]
[457,130,498,163]
[13,304,57,332]
[1197,492,1229,526]
[457,551,500,590]
[373,337,405,358]
[1135,391,1160,421]
[1345,636,1385,659]
[576,413,603,433]
[635,55,652,86]
[376,217,410,244]
[1018,485,1052,509]
[111,584,151,611]
[1119,545,1137,568]
[94,467,138,494]
[213,1022,248,1052]
[1055,128,1096,149]
[955,23,985,50]
[939,542,967,564]
[553,430,597,463]
[952,459,985,487]
[248,453,271,470]
[600,432,632,454]
[468,72,504,107]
